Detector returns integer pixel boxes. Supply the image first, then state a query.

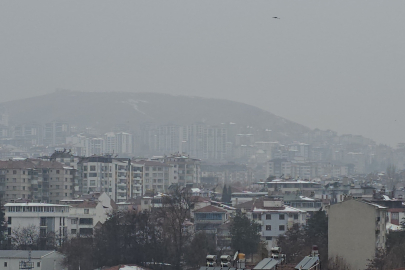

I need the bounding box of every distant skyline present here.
[1,1,404,146]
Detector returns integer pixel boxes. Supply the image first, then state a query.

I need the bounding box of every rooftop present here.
[0,250,58,259]
[193,205,228,213]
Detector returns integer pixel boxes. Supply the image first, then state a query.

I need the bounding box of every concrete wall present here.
[328,199,386,270]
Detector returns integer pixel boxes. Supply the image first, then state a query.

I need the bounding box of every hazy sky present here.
[1,1,405,146]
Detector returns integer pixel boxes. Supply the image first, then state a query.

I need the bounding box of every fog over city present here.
[1,1,405,145]
[2,2,405,270]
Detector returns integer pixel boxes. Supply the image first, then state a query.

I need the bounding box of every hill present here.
[0,90,310,141]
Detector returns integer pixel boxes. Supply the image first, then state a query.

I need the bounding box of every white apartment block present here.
[6,193,115,243]
[237,198,307,249]
[5,203,70,246]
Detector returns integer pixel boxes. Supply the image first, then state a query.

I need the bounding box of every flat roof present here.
[5,203,70,207]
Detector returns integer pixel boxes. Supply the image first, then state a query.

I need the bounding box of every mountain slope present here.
[1,90,310,140]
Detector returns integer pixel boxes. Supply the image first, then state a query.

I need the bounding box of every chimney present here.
[311,245,319,257]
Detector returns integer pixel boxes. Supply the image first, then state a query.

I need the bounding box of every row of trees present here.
[60,189,262,270]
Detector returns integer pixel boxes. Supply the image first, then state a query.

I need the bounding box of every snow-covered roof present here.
[253,205,306,213]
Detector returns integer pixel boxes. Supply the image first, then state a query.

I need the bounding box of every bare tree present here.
[328,256,350,270]
[156,187,192,270]
[10,225,39,250]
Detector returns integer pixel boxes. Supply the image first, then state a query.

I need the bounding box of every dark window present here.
[40,228,47,237]
[279,225,285,231]
[266,225,271,231]
[37,262,41,267]
[4,262,7,267]
[279,214,285,220]
[79,228,93,235]
[266,214,271,220]
[7,217,11,224]
[79,218,93,225]
[40,217,46,226]
[265,236,272,240]
[294,214,299,220]
[71,229,77,234]
[7,228,11,235]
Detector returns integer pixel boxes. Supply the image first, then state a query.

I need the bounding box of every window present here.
[37,262,41,267]
[294,214,299,220]
[7,228,11,235]
[13,170,17,174]
[266,214,272,220]
[71,229,77,234]
[265,236,272,240]
[79,218,93,225]
[90,180,96,186]
[40,217,47,226]
[4,262,7,267]
[7,217,11,224]
[90,166,96,171]
[279,225,285,231]
[56,170,60,174]
[71,219,77,224]
[89,173,97,177]
[79,228,93,235]
[279,214,285,220]
[266,225,272,231]
[84,209,89,214]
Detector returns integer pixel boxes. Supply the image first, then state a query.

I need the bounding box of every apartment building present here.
[43,121,70,146]
[77,156,130,202]
[328,198,387,270]
[266,159,292,178]
[0,159,76,204]
[193,205,229,233]
[5,203,70,246]
[154,154,201,186]
[62,193,115,237]
[132,160,173,195]
[235,198,307,249]
[259,179,322,195]
[130,163,144,198]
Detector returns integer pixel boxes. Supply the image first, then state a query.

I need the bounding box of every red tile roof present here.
[193,205,227,213]
[190,196,210,203]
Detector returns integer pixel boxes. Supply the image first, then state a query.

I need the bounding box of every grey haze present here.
[1,1,404,146]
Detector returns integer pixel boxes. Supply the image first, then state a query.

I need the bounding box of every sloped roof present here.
[295,256,319,270]
[193,205,227,213]
[254,258,279,269]
[73,201,98,208]
[190,196,210,203]
[0,250,57,259]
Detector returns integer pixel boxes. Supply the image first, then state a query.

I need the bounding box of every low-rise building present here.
[0,250,66,270]
[235,198,307,249]
[193,205,229,233]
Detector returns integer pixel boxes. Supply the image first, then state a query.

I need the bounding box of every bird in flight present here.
[272,17,280,19]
